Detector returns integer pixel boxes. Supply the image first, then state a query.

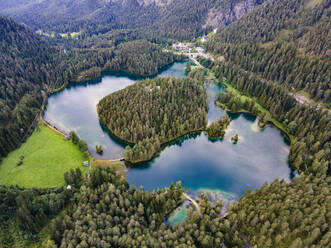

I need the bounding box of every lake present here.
[44,62,189,159]
[44,62,293,199]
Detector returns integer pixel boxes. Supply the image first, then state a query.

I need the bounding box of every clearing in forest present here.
[0,125,87,188]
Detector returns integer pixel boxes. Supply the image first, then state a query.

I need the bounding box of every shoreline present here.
[189,56,293,142]
[68,59,187,86]
[41,59,188,156]
[108,127,206,165]
[215,101,292,144]
[39,118,66,137]
[46,58,187,102]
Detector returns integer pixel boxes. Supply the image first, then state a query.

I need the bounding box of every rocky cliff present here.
[203,0,265,28]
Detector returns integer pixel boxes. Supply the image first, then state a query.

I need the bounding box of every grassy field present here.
[36,30,81,38]
[0,125,88,188]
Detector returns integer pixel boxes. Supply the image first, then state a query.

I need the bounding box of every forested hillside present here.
[0,16,62,159]
[98,77,208,163]
[207,0,331,106]
[0,16,183,160]
[0,184,71,247]
[68,40,184,81]
[228,174,330,247]
[0,0,265,40]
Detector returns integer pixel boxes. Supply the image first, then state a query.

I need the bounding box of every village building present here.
[196,47,205,53]
[172,43,192,51]
[201,35,208,42]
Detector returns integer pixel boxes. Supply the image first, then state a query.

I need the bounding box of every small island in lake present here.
[96,145,103,155]
[206,115,231,138]
[231,133,239,144]
[97,77,208,163]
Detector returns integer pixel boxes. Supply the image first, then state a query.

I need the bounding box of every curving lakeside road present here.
[183,192,201,215]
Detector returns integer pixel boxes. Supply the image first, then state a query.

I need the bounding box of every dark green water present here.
[45,62,293,198]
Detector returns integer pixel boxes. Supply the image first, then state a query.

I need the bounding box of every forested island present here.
[206,115,231,138]
[98,77,208,163]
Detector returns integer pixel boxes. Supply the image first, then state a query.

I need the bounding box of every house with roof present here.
[201,35,208,42]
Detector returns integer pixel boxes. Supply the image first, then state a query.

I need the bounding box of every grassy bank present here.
[90,158,127,177]
[0,125,87,188]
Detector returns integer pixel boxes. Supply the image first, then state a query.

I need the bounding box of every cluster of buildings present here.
[171,43,193,51]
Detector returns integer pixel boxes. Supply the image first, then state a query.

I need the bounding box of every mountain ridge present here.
[0,0,266,39]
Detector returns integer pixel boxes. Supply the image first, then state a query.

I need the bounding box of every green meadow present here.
[0,125,88,188]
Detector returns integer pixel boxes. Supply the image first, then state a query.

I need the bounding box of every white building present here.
[172,43,191,51]
[201,35,208,42]
[196,47,205,53]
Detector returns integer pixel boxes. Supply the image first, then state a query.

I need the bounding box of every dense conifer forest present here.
[228,174,331,247]
[98,77,208,162]
[216,92,259,116]
[0,16,60,160]
[0,184,71,247]
[206,0,331,106]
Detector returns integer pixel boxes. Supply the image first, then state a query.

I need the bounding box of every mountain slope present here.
[0,16,58,158]
[0,0,265,40]
[207,0,331,106]
[210,0,330,57]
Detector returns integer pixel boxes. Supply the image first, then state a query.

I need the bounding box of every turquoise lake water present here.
[44,62,293,199]
[166,201,190,225]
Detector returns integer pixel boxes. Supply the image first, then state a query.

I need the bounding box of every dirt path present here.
[183,192,201,215]
[39,117,66,137]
